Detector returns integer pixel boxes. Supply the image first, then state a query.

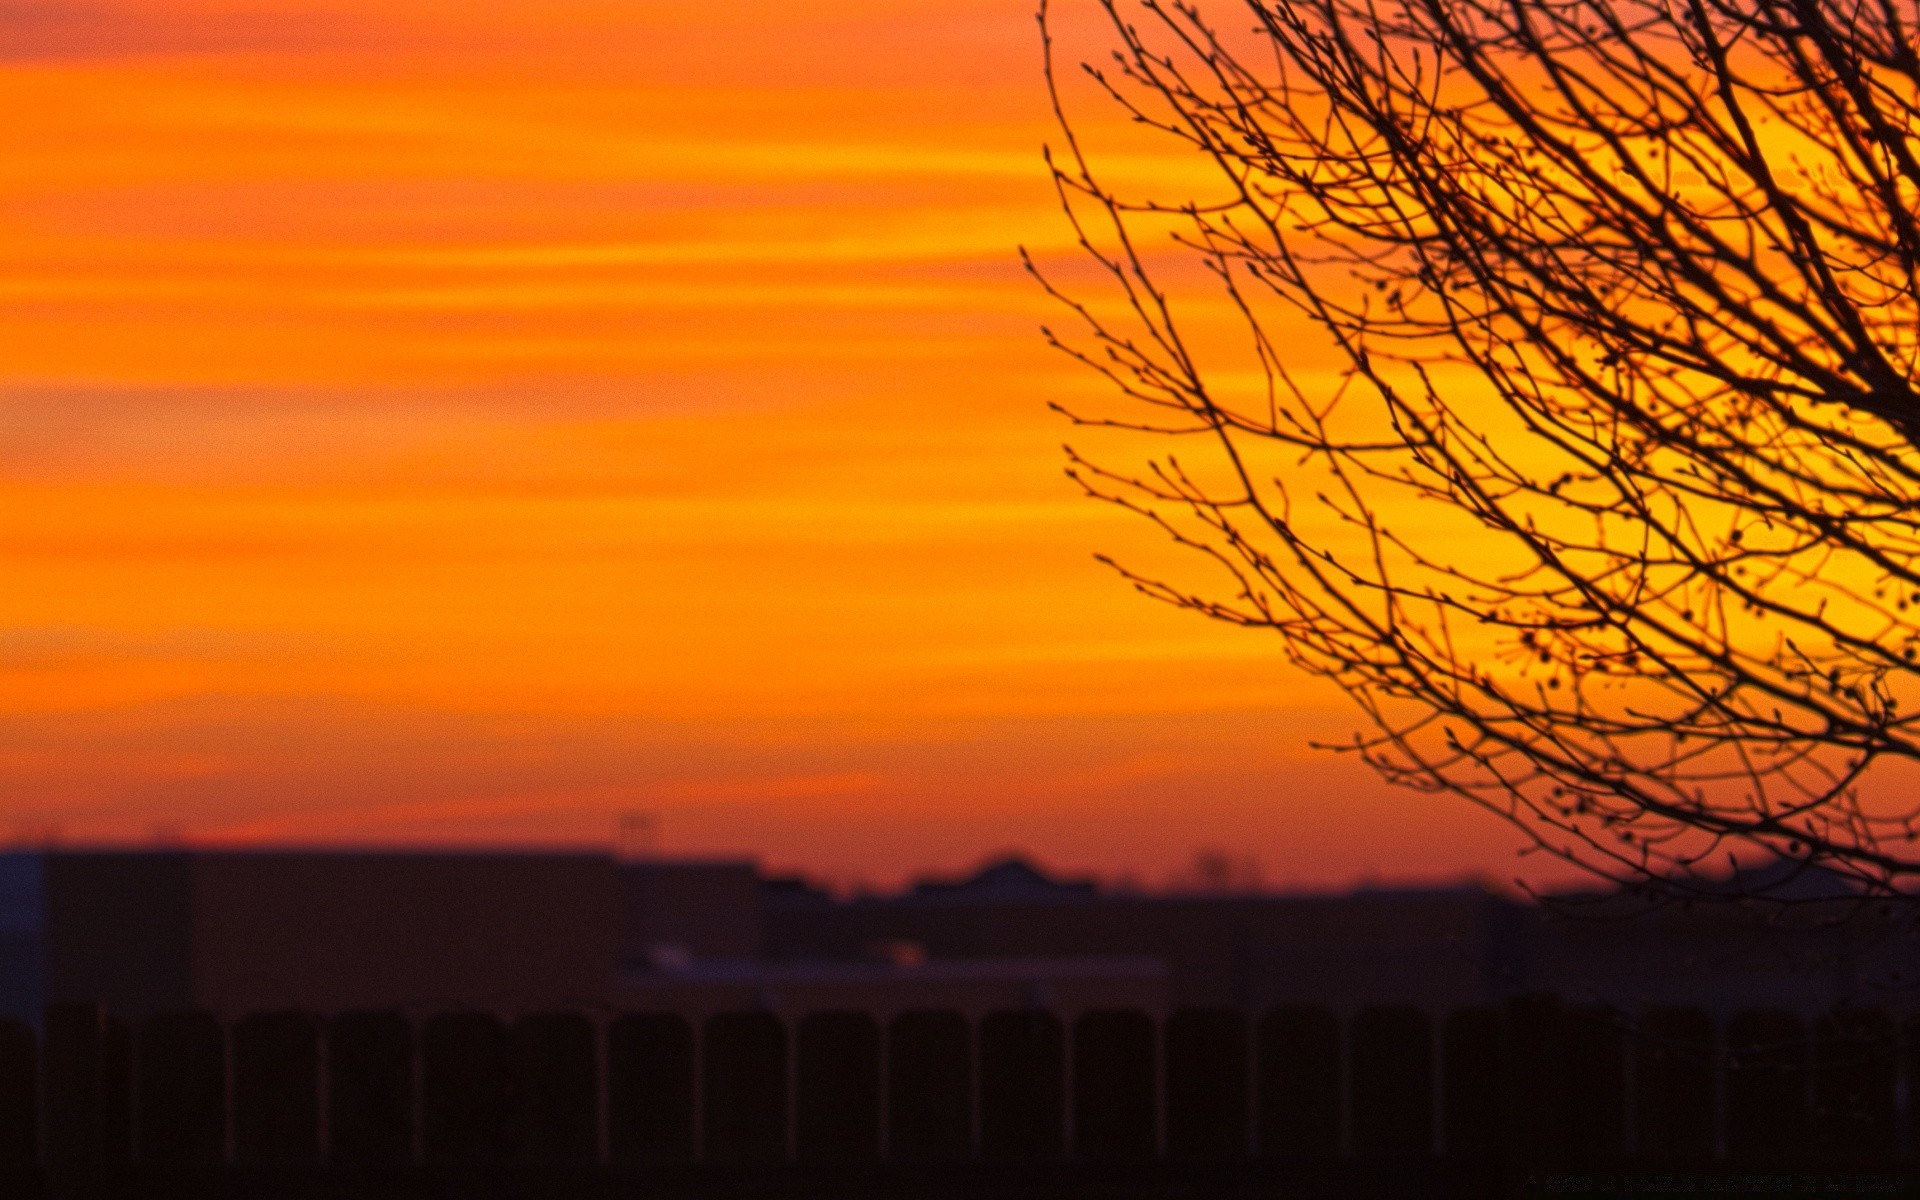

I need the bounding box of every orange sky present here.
[0,0,1551,889]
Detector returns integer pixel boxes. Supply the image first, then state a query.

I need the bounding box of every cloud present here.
[0,1,350,61]
[0,692,1410,884]
[0,624,315,670]
[0,381,779,485]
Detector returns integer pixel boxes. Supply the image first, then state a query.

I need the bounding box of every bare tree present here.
[1034,0,1920,896]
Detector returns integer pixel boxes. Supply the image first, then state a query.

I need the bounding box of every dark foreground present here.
[13,999,1920,1199]
[8,1162,1920,1200]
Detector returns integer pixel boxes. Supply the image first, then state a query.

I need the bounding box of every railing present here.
[0,998,1913,1184]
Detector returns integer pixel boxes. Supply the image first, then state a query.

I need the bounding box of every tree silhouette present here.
[1035,0,1920,895]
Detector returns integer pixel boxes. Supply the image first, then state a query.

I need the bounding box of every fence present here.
[1,997,1915,1179]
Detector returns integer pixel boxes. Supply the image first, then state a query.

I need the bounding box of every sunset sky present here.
[0,0,1547,889]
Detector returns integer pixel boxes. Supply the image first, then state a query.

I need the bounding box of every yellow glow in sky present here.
[0,0,1535,888]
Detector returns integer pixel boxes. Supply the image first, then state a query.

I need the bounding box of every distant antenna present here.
[616,811,660,861]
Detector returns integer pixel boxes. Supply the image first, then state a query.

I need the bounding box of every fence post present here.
[886,1010,970,1163]
[1633,1007,1715,1162]
[1907,1014,1920,1162]
[231,1010,320,1165]
[1164,1007,1248,1162]
[1812,1007,1897,1163]
[1071,1009,1155,1162]
[1255,1005,1340,1158]
[43,1002,129,1200]
[1559,1006,1627,1164]
[979,1009,1065,1162]
[0,1018,37,1173]
[1350,1005,1434,1159]
[796,1011,880,1164]
[1441,1007,1501,1161]
[509,1012,598,1164]
[105,1016,131,1168]
[1725,1009,1808,1164]
[608,1012,695,1165]
[422,1012,512,1165]
[136,1010,225,1166]
[1500,995,1563,1175]
[328,1010,413,1166]
[702,1011,787,1165]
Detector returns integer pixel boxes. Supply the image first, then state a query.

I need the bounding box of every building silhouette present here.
[0,848,1912,1024]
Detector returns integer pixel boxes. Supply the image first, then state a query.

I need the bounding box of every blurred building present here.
[761,855,1920,1015]
[620,858,762,970]
[0,850,619,1020]
[1,846,1913,1025]
[761,861,1525,1011]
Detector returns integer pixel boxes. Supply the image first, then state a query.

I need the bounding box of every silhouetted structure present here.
[3,848,1919,1196]
[4,850,1917,1027]
[2,995,1918,1197]
[0,851,617,1020]
[763,856,1919,1016]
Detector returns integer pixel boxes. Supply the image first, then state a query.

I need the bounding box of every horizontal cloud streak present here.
[0,0,1513,886]
[0,1,354,60]
[0,694,1546,890]
[0,624,317,669]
